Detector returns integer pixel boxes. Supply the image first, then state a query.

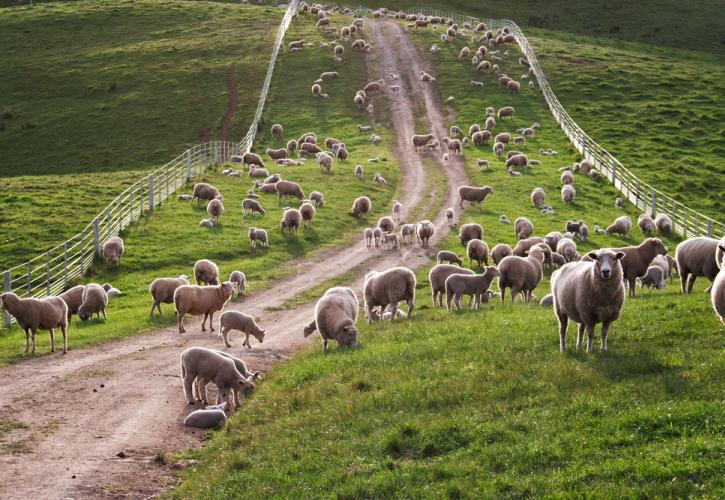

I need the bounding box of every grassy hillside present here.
[0,12,400,364]
[173,21,725,498]
[0,0,282,268]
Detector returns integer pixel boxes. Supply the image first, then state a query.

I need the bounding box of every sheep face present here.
[338,324,359,348]
[237,377,256,396]
[649,238,668,256]
[586,250,625,280]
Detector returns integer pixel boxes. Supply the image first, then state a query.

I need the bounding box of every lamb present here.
[498,106,515,120]
[392,200,403,222]
[271,123,284,137]
[77,283,108,321]
[491,243,513,264]
[248,228,268,248]
[280,208,302,234]
[264,173,281,184]
[303,287,359,353]
[412,133,434,151]
[514,217,534,239]
[311,83,321,96]
[300,202,316,228]
[458,185,493,208]
[459,223,484,246]
[102,236,124,267]
[206,198,224,223]
[149,275,189,316]
[174,282,234,333]
[467,239,489,267]
[334,44,344,57]
[492,142,505,159]
[180,347,254,409]
[355,164,363,178]
[446,207,454,227]
[229,271,246,296]
[416,220,435,248]
[248,166,270,178]
[184,409,227,429]
[640,265,666,289]
[498,245,546,303]
[373,228,382,247]
[615,197,624,209]
[561,184,576,203]
[428,264,475,307]
[513,237,545,257]
[242,198,266,216]
[0,292,68,354]
[605,215,632,236]
[560,169,574,185]
[712,243,725,323]
[363,228,374,247]
[556,238,578,263]
[437,250,463,266]
[378,216,395,233]
[372,173,387,184]
[219,310,265,349]
[445,266,500,311]
[363,267,416,323]
[194,259,220,286]
[275,180,305,201]
[400,224,416,245]
[191,182,221,206]
[351,196,371,217]
[655,214,673,234]
[266,148,287,160]
[675,237,720,294]
[638,214,655,235]
[310,191,325,207]
[242,152,265,168]
[383,233,400,250]
[287,139,298,153]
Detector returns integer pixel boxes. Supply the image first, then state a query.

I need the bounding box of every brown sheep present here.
[416,220,435,248]
[242,152,265,168]
[459,223,484,246]
[513,236,545,257]
[266,148,287,160]
[352,196,372,217]
[378,216,395,233]
[412,134,434,151]
[149,276,190,316]
[638,214,655,235]
[531,187,545,208]
[467,239,489,267]
[498,106,515,119]
[275,180,305,201]
[300,202,316,228]
[491,243,513,264]
[655,214,673,234]
[458,185,493,208]
[271,123,284,137]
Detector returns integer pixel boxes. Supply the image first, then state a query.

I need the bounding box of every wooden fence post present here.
[187,149,192,180]
[707,220,713,238]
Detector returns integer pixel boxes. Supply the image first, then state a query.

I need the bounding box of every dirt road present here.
[0,20,467,499]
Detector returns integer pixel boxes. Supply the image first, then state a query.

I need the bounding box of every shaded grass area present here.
[0,12,400,365]
[0,0,283,266]
[172,22,725,497]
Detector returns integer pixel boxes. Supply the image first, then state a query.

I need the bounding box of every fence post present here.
[611,159,616,186]
[27,264,32,295]
[186,149,192,180]
[4,270,10,327]
[129,191,133,225]
[93,217,101,254]
[80,236,85,274]
[707,220,713,238]
[148,174,155,210]
[46,253,51,295]
[650,189,656,216]
[63,242,69,289]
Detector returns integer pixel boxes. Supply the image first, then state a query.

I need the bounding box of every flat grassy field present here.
[173,21,725,498]
[0,12,400,365]
[0,0,283,268]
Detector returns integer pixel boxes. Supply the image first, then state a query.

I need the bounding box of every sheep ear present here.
[719,245,725,253]
[615,252,625,260]
[586,252,598,261]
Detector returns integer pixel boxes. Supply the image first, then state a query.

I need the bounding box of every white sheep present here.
[102,236,124,267]
[174,282,234,333]
[219,310,265,349]
[445,266,500,310]
[364,267,416,323]
[0,292,68,354]
[149,275,190,316]
[303,287,359,353]
[194,259,220,286]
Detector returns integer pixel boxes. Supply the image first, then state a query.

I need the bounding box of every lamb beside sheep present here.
[303,287,359,353]
[174,282,234,334]
[194,259,219,286]
[437,250,463,266]
[0,292,68,354]
[458,185,493,208]
[364,267,416,323]
[180,347,254,410]
[219,310,265,349]
[428,264,475,307]
[103,236,124,267]
[498,246,545,303]
[248,228,268,248]
[675,236,720,294]
[78,283,108,321]
[551,249,625,353]
[445,266,500,310]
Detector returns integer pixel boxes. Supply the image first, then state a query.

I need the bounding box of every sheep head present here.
[586,250,625,281]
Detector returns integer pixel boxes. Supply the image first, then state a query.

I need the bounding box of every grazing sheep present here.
[102,236,124,267]
[437,250,463,266]
[352,196,372,217]
[429,264,475,307]
[498,246,546,303]
[506,154,528,169]
[638,214,655,235]
[309,191,324,207]
[280,208,302,234]
[242,198,266,217]
[614,197,624,209]
[59,285,85,321]
[372,227,382,248]
[228,271,246,297]
[266,148,287,160]
[219,311,265,349]
[364,228,374,247]
[561,184,576,203]
[288,40,305,50]
[712,243,725,323]
[300,202,316,228]
[275,180,305,201]
[513,236,546,258]
[640,265,666,289]
[458,185,493,208]
[606,215,632,236]
[363,267,416,323]
[287,139,298,153]
[242,152,265,169]
[194,259,219,286]
[493,142,505,159]
[655,214,673,234]
[467,239,489,267]
[174,282,234,334]
[539,294,554,307]
[149,275,189,316]
[445,266,500,310]
[507,80,520,93]
[412,133,434,151]
[459,223,484,246]
[184,409,227,429]
[560,169,574,185]
[76,283,107,321]
[248,166,270,178]
[416,220,435,248]
[579,159,594,175]
[372,173,387,184]
[311,83,321,95]
[355,164,364,179]
[206,198,224,223]
[378,216,395,233]
[0,292,68,354]
[180,347,254,409]
[248,228,268,248]
[675,237,720,294]
[544,231,563,252]
[191,183,221,206]
[556,238,578,263]
[552,249,625,353]
[491,243,513,265]
[497,106,514,119]
[514,217,534,240]
[317,152,334,173]
[446,207,454,227]
[303,287,359,353]
[271,123,284,138]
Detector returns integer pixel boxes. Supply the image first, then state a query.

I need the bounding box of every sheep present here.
[614,197,624,209]
[303,287,359,353]
[219,311,265,349]
[605,215,632,236]
[556,238,578,263]
[391,200,403,222]
[412,133,434,151]
[369,134,382,144]
[497,106,514,119]
[242,152,265,168]
[288,40,305,50]
[378,216,395,233]
[248,166,270,179]
[264,173,281,184]
[467,239,489,267]
[450,125,462,137]
[0,292,68,354]
[184,409,227,429]
[310,191,325,207]
[493,142,505,159]
[270,123,284,138]
[372,173,387,184]
[640,265,666,289]
[490,243,513,265]
[191,183,221,206]
[364,81,382,93]
[372,227,382,247]
[437,250,463,266]
[531,187,546,208]
[363,267,416,323]
[712,243,725,323]
[458,185,493,208]
[180,347,254,409]
[300,202,316,228]
[446,207,454,228]
[578,224,590,242]
[675,237,720,294]
[266,148,287,161]
[511,217,532,240]
[275,180,305,201]
[351,196,371,217]
[494,132,511,145]
[280,208,302,234]
[476,60,491,72]
[506,153,529,169]
[560,169,574,185]
[363,228,374,247]
[655,214,673,234]
[333,44,344,58]
[383,233,400,250]
[248,228,268,248]
[178,194,193,201]
[206,198,224,223]
[400,224,416,245]
[445,138,462,155]
[149,275,189,316]
[544,231,563,252]
[227,271,246,297]
[459,223,484,246]
[102,236,124,267]
[445,266,500,311]
[311,83,321,96]
[512,236,545,258]
[75,283,107,321]
[194,259,220,286]
[561,184,576,203]
[416,220,435,248]
[242,198,266,217]
[539,294,554,307]
[286,139,298,154]
[498,245,546,303]
[174,282,234,334]
[355,164,363,178]
[506,80,520,93]
[429,264,475,307]
[199,217,214,227]
[638,214,655,235]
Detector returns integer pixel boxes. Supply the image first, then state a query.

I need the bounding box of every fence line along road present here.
[2,0,300,327]
[398,7,724,241]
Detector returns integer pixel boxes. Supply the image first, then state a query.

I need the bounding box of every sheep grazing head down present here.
[238,376,256,396]
[338,323,359,348]
[587,250,625,280]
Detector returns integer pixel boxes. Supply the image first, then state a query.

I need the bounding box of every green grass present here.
[172,22,725,498]
[0,12,400,365]
[0,0,283,267]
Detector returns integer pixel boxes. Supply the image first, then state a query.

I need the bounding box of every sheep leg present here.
[366,304,374,324]
[183,375,196,404]
[628,279,636,298]
[431,290,437,308]
[61,323,68,354]
[31,328,37,354]
[500,287,506,304]
[48,328,55,353]
[585,324,596,354]
[178,313,186,334]
[453,293,461,311]
[406,297,414,318]
[389,303,398,321]
[245,333,252,349]
[556,311,568,353]
[208,311,215,331]
[679,271,689,294]
[600,319,614,352]
[102,308,107,319]
[149,301,159,317]
[576,323,585,349]
[323,338,328,354]
[201,313,208,331]
[23,328,30,353]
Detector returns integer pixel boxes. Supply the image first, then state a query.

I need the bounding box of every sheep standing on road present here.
[219,310,265,349]
[416,220,435,248]
[174,282,234,333]
[364,267,416,323]
[303,287,359,353]
[0,292,68,354]
[180,347,254,410]
[229,271,246,296]
[551,249,625,353]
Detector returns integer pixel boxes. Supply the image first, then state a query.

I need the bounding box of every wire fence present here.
[395,7,724,241]
[2,0,300,327]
